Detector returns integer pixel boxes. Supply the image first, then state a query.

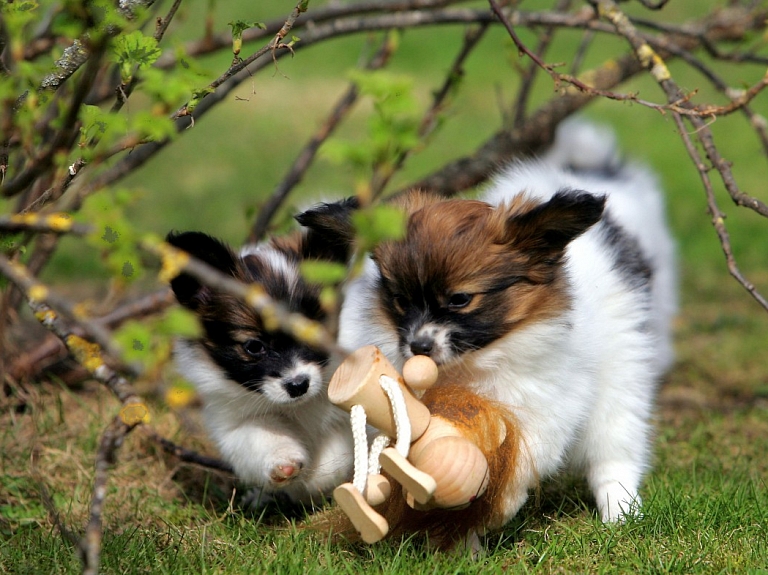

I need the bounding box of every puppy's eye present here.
[393,294,408,313]
[447,293,473,310]
[242,339,266,357]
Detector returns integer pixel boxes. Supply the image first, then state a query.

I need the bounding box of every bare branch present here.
[0,212,92,235]
[0,254,127,364]
[593,0,768,309]
[672,113,768,312]
[80,413,144,575]
[2,38,107,198]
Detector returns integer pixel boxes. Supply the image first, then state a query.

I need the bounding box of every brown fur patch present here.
[308,384,521,550]
[375,384,520,548]
[374,191,573,335]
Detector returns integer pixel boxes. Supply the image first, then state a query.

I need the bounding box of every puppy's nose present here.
[284,375,310,398]
[410,336,434,356]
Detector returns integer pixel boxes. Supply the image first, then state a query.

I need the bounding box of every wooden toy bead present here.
[402,355,439,391]
[408,436,489,509]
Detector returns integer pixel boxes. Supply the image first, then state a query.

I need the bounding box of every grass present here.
[3,0,768,573]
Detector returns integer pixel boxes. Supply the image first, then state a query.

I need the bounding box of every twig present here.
[71,5,767,209]
[0,212,92,235]
[594,0,768,310]
[249,33,398,242]
[0,256,149,575]
[38,0,157,92]
[672,113,768,312]
[370,22,490,198]
[511,0,572,129]
[154,0,184,42]
[2,38,107,198]
[81,414,143,575]
[0,254,126,364]
[402,49,645,196]
[153,0,469,70]
[593,0,768,216]
[140,238,344,357]
[7,289,174,383]
[147,432,234,473]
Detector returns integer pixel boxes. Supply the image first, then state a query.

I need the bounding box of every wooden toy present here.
[328,345,492,544]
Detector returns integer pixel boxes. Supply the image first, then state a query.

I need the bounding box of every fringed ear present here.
[504,190,605,261]
[166,231,239,310]
[294,196,360,263]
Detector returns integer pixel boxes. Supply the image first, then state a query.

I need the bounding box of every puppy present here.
[166,216,358,508]
[298,118,676,526]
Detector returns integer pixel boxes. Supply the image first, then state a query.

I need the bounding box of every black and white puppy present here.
[167,208,357,507]
[298,119,677,527]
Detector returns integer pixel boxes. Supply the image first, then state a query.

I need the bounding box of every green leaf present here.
[156,307,202,339]
[114,320,153,365]
[110,30,161,84]
[352,205,407,249]
[300,260,348,286]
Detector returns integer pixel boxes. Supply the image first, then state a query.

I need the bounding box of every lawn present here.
[2,1,768,573]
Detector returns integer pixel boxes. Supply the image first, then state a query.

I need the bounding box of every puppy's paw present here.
[265,448,308,487]
[596,481,642,523]
[269,459,304,484]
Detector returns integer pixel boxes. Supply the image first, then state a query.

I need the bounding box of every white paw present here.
[596,481,642,523]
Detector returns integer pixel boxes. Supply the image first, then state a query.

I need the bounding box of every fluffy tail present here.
[543,117,623,175]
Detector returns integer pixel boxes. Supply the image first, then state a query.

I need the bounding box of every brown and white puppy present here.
[298,119,676,529]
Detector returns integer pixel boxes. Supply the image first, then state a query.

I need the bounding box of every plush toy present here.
[328,345,519,549]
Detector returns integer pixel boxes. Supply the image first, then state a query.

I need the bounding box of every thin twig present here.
[0,212,92,235]
[0,254,127,364]
[140,238,344,357]
[594,0,768,310]
[2,38,108,198]
[7,289,174,382]
[81,414,143,575]
[512,0,572,129]
[370,22,490,198]
[148,432,234,473]
[249,33,398,242]
[672,112,768,311]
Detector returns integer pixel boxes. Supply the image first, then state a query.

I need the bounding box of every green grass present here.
[4,0,768,573]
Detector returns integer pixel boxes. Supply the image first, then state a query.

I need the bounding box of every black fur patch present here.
[597,215,652,292]
[167,231,327,392]
[294,196,360,263]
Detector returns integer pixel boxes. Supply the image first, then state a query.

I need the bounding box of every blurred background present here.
[49,0,767,396]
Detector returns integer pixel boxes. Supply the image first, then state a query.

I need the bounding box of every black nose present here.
[284,375,310,398]
[410,336,434,356]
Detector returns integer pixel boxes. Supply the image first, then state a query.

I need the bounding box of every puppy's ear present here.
[505,190,605,259]
[294,196,360,262]
[166,231,239,310]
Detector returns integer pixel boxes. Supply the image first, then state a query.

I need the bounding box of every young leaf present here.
[300,260,348,286]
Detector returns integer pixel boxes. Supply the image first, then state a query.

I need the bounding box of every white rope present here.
[350,404,369,494]
[368,434,390,475]
[379,374,411,457]
[347,374,412,496]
